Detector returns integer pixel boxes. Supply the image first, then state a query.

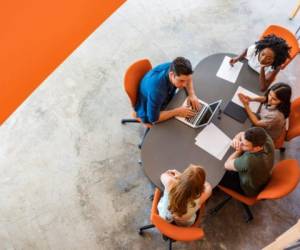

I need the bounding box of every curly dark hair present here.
[264,82,292,118]
[255,34,291,69]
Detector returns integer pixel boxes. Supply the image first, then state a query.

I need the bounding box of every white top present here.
[246,44,274,74]
[157,178,201,226]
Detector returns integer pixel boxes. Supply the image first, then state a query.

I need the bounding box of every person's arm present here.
[155,107,196,123]
[243,103,260,125]
[229,49,247,65]
[185,80,200,111]
[238,94,261,125]
[238,93,266,103]
[147,92,195,123]
[259,67,280,91]
[199,182,212,205]
[251,96,266,103]
[224,150,243,171]
[160,170,180,190]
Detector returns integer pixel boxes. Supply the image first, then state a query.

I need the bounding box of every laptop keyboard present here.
[185,105,205,124]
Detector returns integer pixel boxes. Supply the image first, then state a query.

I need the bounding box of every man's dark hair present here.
[245,127,267,147]
[170,57,193,76]
[255,34,291,69]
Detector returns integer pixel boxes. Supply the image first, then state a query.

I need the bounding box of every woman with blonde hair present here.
[158,164,212,226]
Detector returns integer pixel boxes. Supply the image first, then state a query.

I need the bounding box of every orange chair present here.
[274,97,300,151]
[121,59,152,149]
[261,25,300,69]
[139,188,205,250]
[286,97,300,141]
[210,159,300,222]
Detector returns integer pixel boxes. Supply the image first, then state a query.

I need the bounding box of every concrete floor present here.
[0,0,300,249]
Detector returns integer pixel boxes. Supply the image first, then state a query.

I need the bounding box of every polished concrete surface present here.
[0,1,300,249]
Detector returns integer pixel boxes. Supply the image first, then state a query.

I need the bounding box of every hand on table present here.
[229,57,239,66]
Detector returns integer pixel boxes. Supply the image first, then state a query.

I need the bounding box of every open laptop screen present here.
[196,101,220,126]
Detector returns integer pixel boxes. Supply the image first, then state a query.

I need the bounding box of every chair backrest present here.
[124,59,152,107]
[274,128,286,149]
[150,189,204,242]
[257,159,300,200]
[287,97,300,141]
[261,25,300,69]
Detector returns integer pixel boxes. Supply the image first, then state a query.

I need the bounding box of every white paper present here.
[216,56,243,83]
[232,86,260,113]
[195,123,231,160]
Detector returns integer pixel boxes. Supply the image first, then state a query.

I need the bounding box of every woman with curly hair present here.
[157,164,212,226]
[238,82,292,142]
[230,34,291,91]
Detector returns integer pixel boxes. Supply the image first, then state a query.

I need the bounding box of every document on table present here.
[232,86,260,113]
[216,56,243,83]
[195,123,231,161]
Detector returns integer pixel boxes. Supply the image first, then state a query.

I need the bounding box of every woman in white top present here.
[230,35,291,91]
[238,83,292,142]
[157,164,212,226]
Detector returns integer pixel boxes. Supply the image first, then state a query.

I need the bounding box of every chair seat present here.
[218,185,258,206]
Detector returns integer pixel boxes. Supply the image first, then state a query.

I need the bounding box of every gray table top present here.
[141,53,261,190]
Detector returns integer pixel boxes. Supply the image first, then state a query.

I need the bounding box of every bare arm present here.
[238,94,262,125]
[160,171,177,190]
[230,49,247,65]
[185,79,196,97]
[235,49,247,61]
[155,107,195,123]
[185,80,201,111]
[238,93,266,103]
[243,103,260,125]
[224,150,243,171]
[199,182,212,205]
[250,96,266,103]
[259,67,280,91]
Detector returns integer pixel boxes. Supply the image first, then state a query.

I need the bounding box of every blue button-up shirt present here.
[135,62,176,123]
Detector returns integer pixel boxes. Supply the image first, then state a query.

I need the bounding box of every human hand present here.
[260,63,272,69]
[231,137,242,151]
[238,93,250,106]
[187,95,201,111]
[167,169,181,178]
[229,57,239,66]
[176,107,196,118]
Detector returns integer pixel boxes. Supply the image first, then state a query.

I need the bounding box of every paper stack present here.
[216,56,243,83]
[232,86,260,113]
[195,123,232,160]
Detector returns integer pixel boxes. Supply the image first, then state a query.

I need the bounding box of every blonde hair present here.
[168,164,206,217]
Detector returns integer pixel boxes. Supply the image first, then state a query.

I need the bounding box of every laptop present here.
[175,98,222,128]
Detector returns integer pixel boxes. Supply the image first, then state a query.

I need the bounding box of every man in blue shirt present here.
[135,57,200,124]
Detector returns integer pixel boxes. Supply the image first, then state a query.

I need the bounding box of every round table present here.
[141,53,261,190]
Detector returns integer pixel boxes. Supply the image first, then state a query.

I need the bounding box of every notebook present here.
[223,101,248,123]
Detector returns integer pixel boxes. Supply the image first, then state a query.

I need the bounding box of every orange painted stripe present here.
[0,0,125,124]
